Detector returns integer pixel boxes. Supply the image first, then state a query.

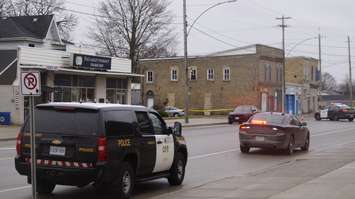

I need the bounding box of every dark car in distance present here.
[228,105,258,124]
[239,112,310,155]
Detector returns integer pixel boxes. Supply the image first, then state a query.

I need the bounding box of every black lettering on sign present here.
[162,145,169,153]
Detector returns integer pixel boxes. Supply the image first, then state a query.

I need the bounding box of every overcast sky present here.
[65,0,355,83]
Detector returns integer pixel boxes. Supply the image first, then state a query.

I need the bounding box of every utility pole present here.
[318,34,322,83]
[183,0,189,123]
[348,36,353,108]
[276,16,291,113]
[318,33,322,112]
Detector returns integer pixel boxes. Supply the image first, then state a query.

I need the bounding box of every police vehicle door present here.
[320,105,329,119]
[149,112,175,173]
[135,111,156,175]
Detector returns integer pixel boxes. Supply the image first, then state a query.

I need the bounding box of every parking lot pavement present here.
[0,125,20,141]
[155,142,355,199]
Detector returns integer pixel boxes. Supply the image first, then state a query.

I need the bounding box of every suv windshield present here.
[24,108,99,135]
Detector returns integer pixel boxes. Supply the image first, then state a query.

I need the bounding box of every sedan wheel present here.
[301,134,310,152]
[240,145,250,154]
[286,136,295,155]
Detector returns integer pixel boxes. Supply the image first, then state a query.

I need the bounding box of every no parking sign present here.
[21,71,41,96]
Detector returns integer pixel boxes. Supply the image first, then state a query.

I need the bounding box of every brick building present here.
[285,56,320,114]
[140,44,283,114]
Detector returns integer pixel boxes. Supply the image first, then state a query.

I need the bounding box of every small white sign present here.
[21,71,41,96]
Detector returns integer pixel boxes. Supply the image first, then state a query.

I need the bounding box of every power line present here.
[191,26,240,48]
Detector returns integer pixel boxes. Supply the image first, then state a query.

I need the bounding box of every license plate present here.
[49,146,66,156]
[255,136,265,141]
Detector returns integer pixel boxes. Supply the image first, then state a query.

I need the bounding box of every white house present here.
[0,15,142,124]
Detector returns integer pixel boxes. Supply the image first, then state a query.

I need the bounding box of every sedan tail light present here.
[16,132,23,155]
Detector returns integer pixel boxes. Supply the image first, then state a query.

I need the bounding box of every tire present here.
[349,118,354,122]
[315,114,321,121]
[286,135,295,155]
[228,118,233,124]
[240,145,250,154]
[168,152,186,186]
[37,179,55,194]
[113,162,135,199]
[301,133,310,152]
[331,115,338,121]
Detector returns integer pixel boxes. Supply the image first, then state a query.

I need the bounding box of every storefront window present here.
[106,78,128,104]
[54,74,96,102]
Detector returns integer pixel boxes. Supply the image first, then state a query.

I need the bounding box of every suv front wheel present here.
[168,152,186,186]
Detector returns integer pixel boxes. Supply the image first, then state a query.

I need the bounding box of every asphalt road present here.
[1,119,355,198]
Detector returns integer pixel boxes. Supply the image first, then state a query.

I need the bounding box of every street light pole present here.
[183,0,237,123]
[183,0,189,124]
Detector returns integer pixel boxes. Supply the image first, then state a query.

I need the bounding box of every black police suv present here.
[15,103,188,199]
[314,103,355,122]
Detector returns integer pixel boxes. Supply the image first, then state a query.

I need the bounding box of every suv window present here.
[135,111,154,134]
[104,110,134,137]
[149,112,165,134]
[24,108,99,135]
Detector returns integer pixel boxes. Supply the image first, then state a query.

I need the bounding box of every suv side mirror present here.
[174,122,182,136]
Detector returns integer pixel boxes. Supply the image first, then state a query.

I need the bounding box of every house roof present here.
[0,15,54,40]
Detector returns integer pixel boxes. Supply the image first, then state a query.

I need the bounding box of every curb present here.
[0,137,16,142]
[181,122,228,128]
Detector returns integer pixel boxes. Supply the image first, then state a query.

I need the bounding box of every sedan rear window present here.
[250,113,285,125]
[24,108,99,135]
[234,106,254,114]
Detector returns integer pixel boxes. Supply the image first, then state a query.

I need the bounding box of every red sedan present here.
[239,112,310,155]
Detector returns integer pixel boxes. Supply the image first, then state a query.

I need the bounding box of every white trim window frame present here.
[223,67,231,81]
[146,71,154,83]
[170,67,178,81]
[207,68,214,80]
[190,66,197,80]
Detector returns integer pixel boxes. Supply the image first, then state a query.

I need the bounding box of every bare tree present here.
[321,72,337,91]
[0,0,77,40]
[90,0,177,73]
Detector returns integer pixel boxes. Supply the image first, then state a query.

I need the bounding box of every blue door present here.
[286,95,296,115]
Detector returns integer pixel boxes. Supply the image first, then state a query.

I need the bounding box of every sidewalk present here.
[156,142,355,199]
[0,117,228,141]
[0,125,20,141]
[165,116,227,128]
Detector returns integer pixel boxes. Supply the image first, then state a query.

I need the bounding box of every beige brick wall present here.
[141,45,283,112]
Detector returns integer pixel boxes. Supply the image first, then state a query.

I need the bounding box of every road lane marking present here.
[311,128,355,137]
[0,185,30,193]
[0,157,12,161]
[0,147,15,151]
[189,149,238,160]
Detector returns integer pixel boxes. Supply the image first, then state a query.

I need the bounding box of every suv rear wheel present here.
[349,118,354,122]
[113,162,135,199]
[168,152,186,186]
[37,179,55,194]
[315,113,321,121]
